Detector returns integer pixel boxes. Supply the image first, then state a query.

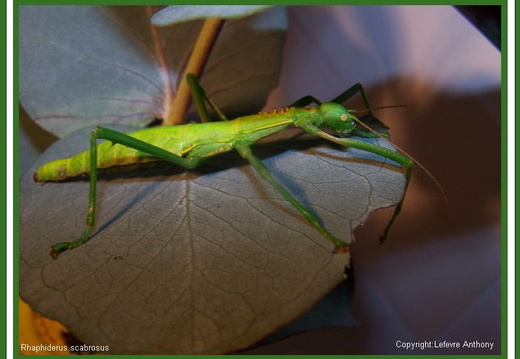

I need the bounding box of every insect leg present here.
[330,83,372,114]
[332,84,392,138]
[50,126,204,258]
[186,73,228,122]
[288,95,323,107]
[289,84,371,111]
[235,143,349,253]
[49,129,101,258]
[315,130,413,243]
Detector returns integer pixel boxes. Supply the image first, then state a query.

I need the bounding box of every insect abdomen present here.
[34,157,80,182]
[34,141,160,182]
[34,115,295,182]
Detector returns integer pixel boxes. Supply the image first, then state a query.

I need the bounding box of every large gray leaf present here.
[151,6,275,25]
[19,6,286,137]
[19,126,406,354]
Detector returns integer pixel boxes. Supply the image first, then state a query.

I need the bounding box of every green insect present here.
[34,74,413,258]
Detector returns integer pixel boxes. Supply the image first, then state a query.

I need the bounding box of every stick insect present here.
[34,74,413,258]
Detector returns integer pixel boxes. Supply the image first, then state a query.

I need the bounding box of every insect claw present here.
[50,242,71,259]
[333,243,349,254]
[50,247,63,259]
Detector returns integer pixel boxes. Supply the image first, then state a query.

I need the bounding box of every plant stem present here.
[148,6,176,127]
[164,18,225,125]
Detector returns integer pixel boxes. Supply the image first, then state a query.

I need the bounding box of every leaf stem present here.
[164,18,225,125]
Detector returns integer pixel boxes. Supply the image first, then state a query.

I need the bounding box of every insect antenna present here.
[350,104,408,114]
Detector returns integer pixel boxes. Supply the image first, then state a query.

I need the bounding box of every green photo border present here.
[9,1,508,359]
[1,0,5,358]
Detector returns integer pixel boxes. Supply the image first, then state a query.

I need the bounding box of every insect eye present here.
[340,114,348,122]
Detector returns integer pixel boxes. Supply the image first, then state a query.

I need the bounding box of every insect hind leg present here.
[50,126,202,258]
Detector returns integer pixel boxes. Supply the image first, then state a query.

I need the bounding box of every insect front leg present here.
[314,130,413,243]
[235,143,349,253]
[50,126,201,258]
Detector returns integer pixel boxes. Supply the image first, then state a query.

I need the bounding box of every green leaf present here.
[19,125,406,354]
[19,6,286,137]
[151,6,276,26]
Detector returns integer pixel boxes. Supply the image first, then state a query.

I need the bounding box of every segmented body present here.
[34,106,320,182]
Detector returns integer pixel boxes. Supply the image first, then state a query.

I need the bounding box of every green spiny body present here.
[35,107,308,182]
